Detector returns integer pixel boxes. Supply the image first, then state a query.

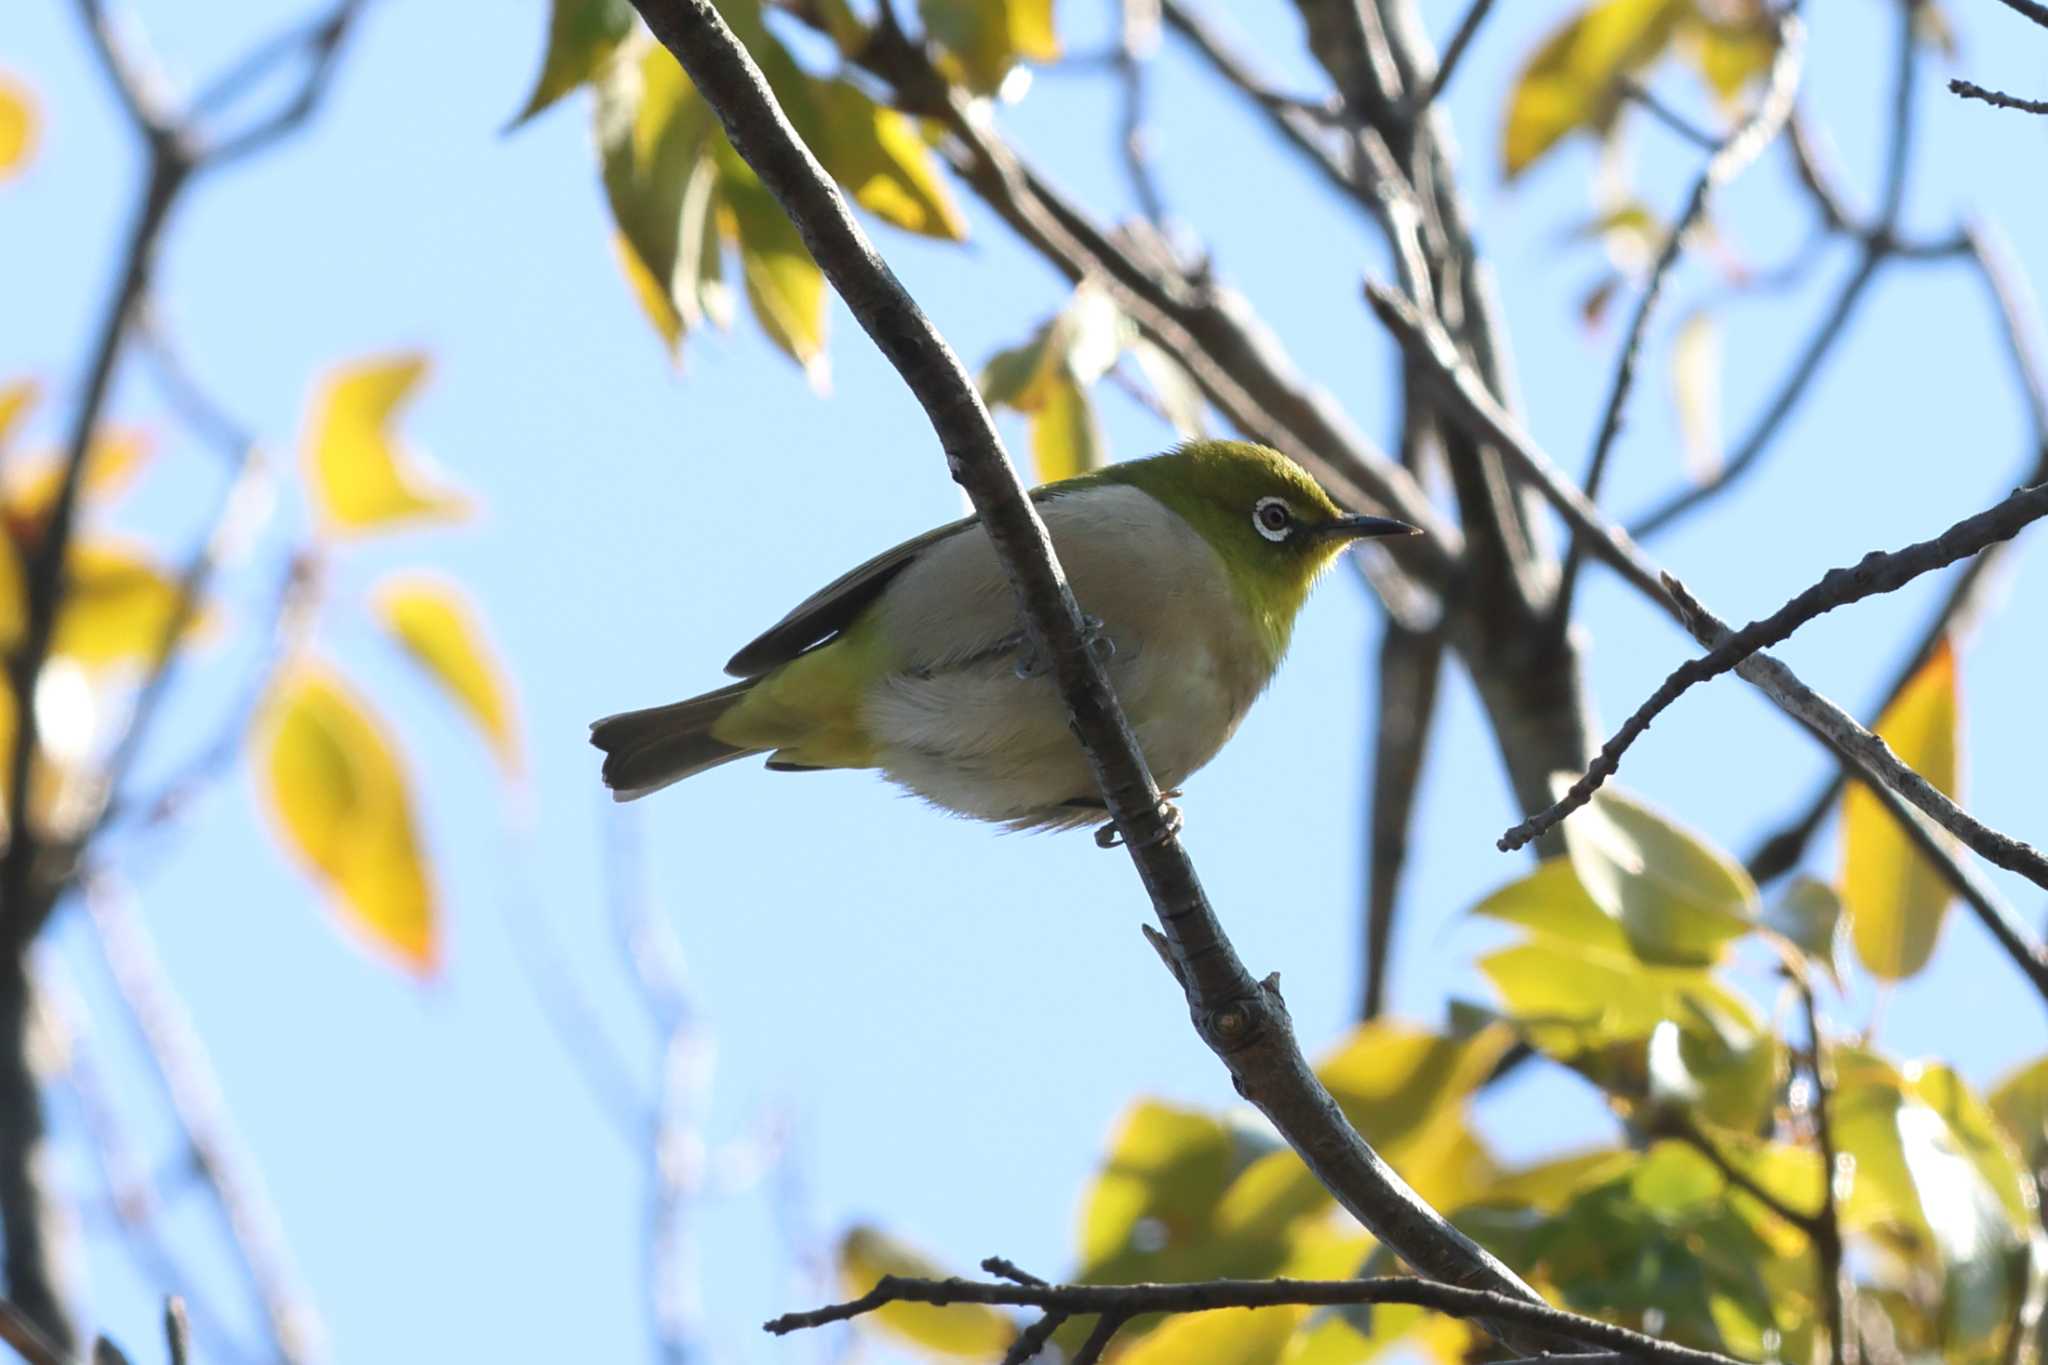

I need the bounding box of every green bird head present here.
[1097,439,1418,658]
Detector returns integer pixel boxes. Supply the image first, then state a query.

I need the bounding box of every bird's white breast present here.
[859,483,1270,828]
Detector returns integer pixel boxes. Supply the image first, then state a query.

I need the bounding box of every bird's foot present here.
[1094,792,1184,850]
[1013,615,1114,680]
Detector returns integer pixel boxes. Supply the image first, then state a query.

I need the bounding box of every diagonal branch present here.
[1949,79,2048,114]
[624,0,1569,1349]
[764,1272,1747,1365]
[1504,481,2048,859]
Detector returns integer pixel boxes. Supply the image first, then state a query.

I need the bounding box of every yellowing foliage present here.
[1501,0,1688,178]
[52,543,206,669]
[373,576,520,773]
[835,1226,1014,1358]
[303,355,469,534]
[1841,641,1960,980]
[259,669,438,975]
[0,74,35,180]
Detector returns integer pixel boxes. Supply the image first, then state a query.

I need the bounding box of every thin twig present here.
[0,1300,66,1365]
[1991,0,2048,26]
[1362,620,1442,1020]
[1000,1309,1067,1365]
[1071,1311,1127,1365]
[981,1257,1048,1288]
[1114,0,1167,224]
[763,1273,1746,1365]
[1797,980,1854,1365]
[1949,79,2048,115]
[1621,78,1721,150]
[1505,481,2048,855]
[626,0,1566,1350]
[1557,14,1803,617]
[1414,0,1497,111]
[163,1299,191,1365]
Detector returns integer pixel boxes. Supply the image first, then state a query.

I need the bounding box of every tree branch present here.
[1504,481,2048,858]
[625,0,1569,1347]
[764,1272,1748,1365]
[1948,79,2048,115]
[1414,0,1498,111]
[1361,620,1441,1020]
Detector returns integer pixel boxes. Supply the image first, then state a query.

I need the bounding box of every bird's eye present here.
[1253,497,1294,542]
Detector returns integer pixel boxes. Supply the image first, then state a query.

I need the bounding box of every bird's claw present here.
[1094,793,1184,850]
[1014,615,1115,680]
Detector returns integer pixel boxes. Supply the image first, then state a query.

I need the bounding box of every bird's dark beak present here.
[1316,513,1422,542]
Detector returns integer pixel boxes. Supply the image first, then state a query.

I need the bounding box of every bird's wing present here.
[723,511,979,677]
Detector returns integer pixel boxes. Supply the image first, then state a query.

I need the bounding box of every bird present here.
[590,439,1418,838]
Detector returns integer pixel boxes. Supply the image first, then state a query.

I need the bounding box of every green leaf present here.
[810,79,967,241]
[1501,0,1689,178]
[1558,781,1756,966]
[1762,876,1845,984]
[510,0,635,127]
[596,39,719,353]
[1677,8,1779,103]
[918,0,1059,94]
[836,1226,1015,1358]
[1842,640,1960,980]
[1670,309,1722,484]
[1989,1055,2048,1176]
[258,669,438,975]
[717,151,830,386]
[1471,855,1632,956]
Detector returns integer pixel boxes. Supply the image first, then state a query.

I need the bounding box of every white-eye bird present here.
[590,440,1417,832]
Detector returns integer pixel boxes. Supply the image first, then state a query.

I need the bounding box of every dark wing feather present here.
[723,511,978,677]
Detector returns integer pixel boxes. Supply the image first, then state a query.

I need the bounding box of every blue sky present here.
[5,0,2047,1361]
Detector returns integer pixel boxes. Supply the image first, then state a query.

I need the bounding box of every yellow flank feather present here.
[710,618,884,769]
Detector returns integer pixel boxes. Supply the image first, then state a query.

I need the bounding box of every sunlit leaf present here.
[1501,0,1688,178]
[7,428,155,527]
[1678,8,1779,103]
[836,1226,1015,1358]
[258,669,438,975]
[1670,310,1722,484]
[303,355,469,534]
[1119,1305,1304,1365]
[1558,781,1755,965]
[1991,1056,2048,1174]
[51,543,205,670]
[1471,855,1631,956]
[510,0,635,127]
[1079,1100,1237,1268]
[597,39,719,354]
[811,79,967,241]
[0,75,35,180]
[0,380,35,449]
[373,576,521,773]
[919,0,1059,94]
[1842,640,1959,980]
[1031,368,1106,482]
[717,151,830,388]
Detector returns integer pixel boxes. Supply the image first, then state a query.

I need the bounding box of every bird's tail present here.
[590,680,759,801]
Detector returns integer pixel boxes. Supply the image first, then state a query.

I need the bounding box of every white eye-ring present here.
[1253,496,1295,542]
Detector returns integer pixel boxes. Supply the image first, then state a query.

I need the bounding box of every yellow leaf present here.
[835,1226,1014,1358]
[717,153,829,386]
[0,531,22,653]
[374,576,521,773]
[919,0,1059,93]
[1678,9,1778,103]
[1120,1305,1305,1365]
[812,80,967,241]
[51,543,206,669]
[1558,781,1755,966]
[259,669,438,975]
[0,74,36,180]
[1501,0,1688,178]
[0,380,36,449]
[1031,368,1105,482]
[7,427,155,523]
[303,354,469,534]
[1842,641,1960,980]
[510,0,634,127]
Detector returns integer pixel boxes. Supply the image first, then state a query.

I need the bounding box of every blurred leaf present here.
[1501,0,1688,178]
[1475,1148,1635,1212]
[1842,640,1959,980]
[979,325,1059,412]
[510,0,634,127]
[1670,310,1722,484]
[0,380,35,448]
[597,39,719,353]
[303,354,469,534]
[1645,1008,1778,1131]
[1558,781,1755,966]
[1079,1100,1237,1267]
[7,427,155,528]
[1914,0,1960,55]
[1563,200,1664,275]
[1762,876,1844,984]
[0,532,21,654]
[1031,368,1106,482]
[258,669,438,975]
[1472,855,1631,956]
[1989,1055,2048,1176]
[52,544,206,670]
[811,79,967,241]
[374,576,521,773]
[836,1226,1015,1359]
[1120,1305,1304,1365]
[919,0,1059,93]
[0,74,34,180]
[1130,338,1207,437]
[717,151,830,387]
[1833,1048,2038,1349]
[1678,7,1778,102]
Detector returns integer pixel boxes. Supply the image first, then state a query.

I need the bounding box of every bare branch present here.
[1507,481,2048,855]
[1991,0,2048,26]
[764,1272,1747,1365]
[1949,78,2048,115]
[1114,0,1167,224]
[1557,15,1804,615]
[0,1300,66,1365]
[1362,621,1442,1020]
[1795,981,1854,1365]
[624,0,1564,1345]
[1414,0,1497,111]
